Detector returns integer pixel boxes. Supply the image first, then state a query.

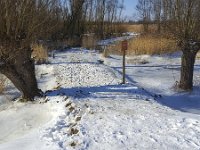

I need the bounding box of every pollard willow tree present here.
[0,0,126,100]
[164,0,200,90]
[0,0,60,100]
[137,0,200,90]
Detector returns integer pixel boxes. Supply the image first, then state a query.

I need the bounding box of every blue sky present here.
[123,0,137,19]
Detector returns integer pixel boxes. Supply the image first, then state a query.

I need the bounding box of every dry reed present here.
[32,43,48,64]
[121,24,157,33]
[82,34,98,49]
[128,34,178,55]
[0,75,6,94]
[103,34,178,56]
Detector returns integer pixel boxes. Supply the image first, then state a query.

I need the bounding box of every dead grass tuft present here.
[32,43,48,64]
[0,75,6,94]
[196,52,200,59]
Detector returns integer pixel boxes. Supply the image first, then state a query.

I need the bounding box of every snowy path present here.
[0,49,200,150]
[42,50,200,150]
[76,99,200,150]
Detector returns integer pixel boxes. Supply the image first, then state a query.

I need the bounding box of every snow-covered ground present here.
[0,49,200,150]
[104,52,200,114]
[97,33,138,46]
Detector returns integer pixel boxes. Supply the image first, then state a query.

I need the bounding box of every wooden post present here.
[121,40,128,84]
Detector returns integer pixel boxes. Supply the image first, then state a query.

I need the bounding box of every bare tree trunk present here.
[179,49,198,90]
[0,0,61,101]
[136,0,152,33]
[0,47,42,101]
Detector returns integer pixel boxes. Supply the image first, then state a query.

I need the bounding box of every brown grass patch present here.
[121,24,157,33]
[104,34,178,56]
[82,34,98,49]
[121,24,142,33]
[32,43,48,64]
[128,34,179,55]
[196,52,200,59]
[0,75,6,94]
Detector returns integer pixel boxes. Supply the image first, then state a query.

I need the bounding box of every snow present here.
[0,101,61,150]
[0,48,200,150]
[104,51,200,114]
[97,34,136,46]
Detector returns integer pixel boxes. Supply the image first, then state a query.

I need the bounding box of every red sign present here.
[121,40,128,51]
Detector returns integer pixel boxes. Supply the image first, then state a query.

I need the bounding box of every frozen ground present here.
[104,52,200,114]
[0,49,200,150]
[97,33,137,46]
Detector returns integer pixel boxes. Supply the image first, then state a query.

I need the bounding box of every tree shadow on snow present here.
[111,65,200,115]
[158,88,200,115]
[45,84,151,102]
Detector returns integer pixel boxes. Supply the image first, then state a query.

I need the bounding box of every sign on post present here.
[121,40,128,84]
[122,40,128,51]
